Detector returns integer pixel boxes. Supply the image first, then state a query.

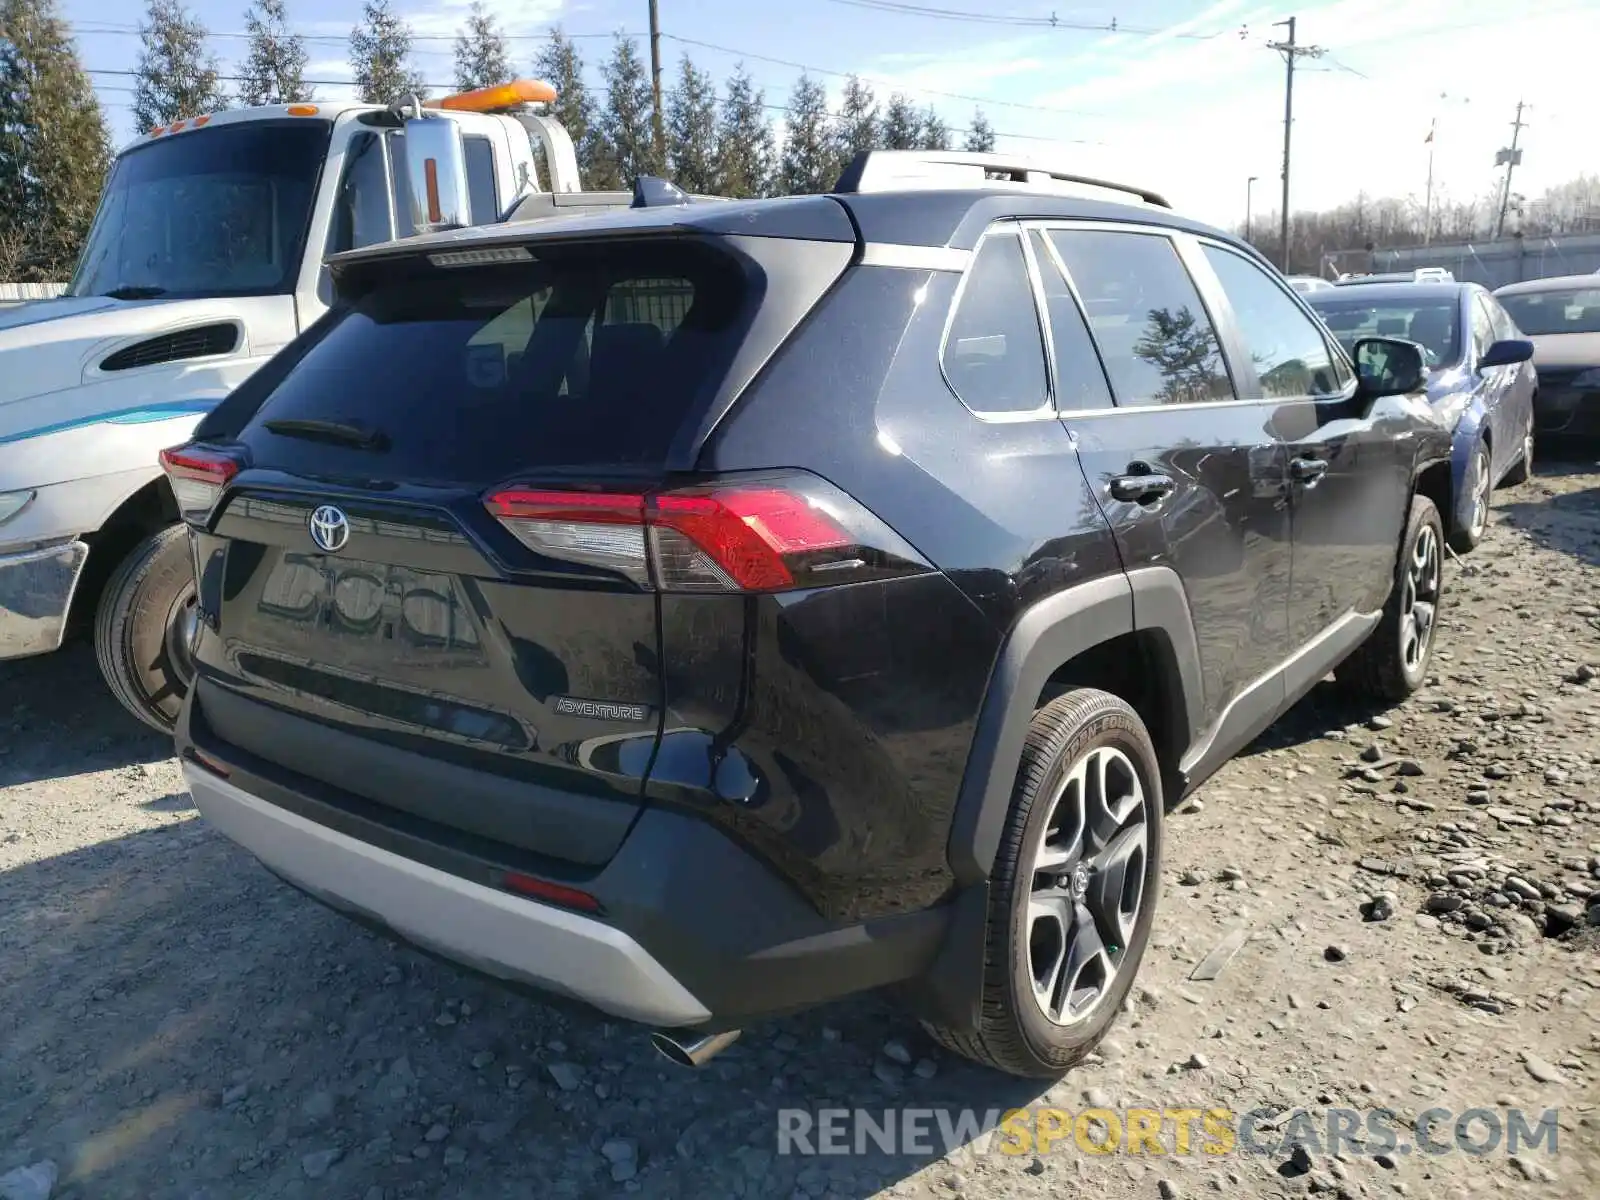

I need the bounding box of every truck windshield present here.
[69,119,331,300]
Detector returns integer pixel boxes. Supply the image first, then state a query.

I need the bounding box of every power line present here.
[69,21,626,44]
[660,32,1110,117]
[67,20,1119,120]
[813,0,1233,39]
[79,69,1098,147]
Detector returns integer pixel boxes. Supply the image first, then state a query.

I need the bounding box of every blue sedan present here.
[1308,282,1536,552]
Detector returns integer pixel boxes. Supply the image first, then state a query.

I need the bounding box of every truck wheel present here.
[921,688,1163,1078]
[1448,441,1490,553]
[94,525,199,734]
[1335,494,1444,704]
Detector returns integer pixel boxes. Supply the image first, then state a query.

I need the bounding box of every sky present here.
[58,0,1600,231]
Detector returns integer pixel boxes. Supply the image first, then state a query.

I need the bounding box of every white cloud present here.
[399,0,566,42]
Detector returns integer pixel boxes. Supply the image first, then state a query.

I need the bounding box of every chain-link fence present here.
[1335,234,1600,289]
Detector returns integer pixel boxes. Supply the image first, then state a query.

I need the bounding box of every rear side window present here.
[941,230,1048,414]
[243,241,749,481]
[1048,229,1233,407]
[1201,244,1341,398]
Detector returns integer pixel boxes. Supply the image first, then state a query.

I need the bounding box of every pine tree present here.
[238,0,311,106]
[964,108,995,153]
[832,74,878,173]
[532,28,607,187]
[452,1,510,92]
[0,0,111,278]
[665,55,717,194]
[778,72,832,196]
[131,0,228,131]
[714,64,772,198]
[918,105,950,151]
[881,92,921,150]
[349,0,425,105]
[598,33,658,185]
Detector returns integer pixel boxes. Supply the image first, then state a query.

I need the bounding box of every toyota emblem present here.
[308,504,350,553]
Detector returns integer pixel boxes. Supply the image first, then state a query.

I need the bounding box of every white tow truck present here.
[0,79,648,731]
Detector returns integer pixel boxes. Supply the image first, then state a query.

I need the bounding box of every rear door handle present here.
[1290,457,1329,484]
[1108,472,1176,503]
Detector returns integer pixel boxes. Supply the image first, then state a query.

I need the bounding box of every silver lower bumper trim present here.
[182,762,711,1027]
[0,539,90,660]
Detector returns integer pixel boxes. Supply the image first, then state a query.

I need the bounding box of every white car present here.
[1286,275,1335,294]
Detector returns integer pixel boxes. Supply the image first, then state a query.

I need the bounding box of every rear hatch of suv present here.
[173,218,857,872]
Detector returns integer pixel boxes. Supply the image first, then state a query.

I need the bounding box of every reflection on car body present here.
[257,554,482,651]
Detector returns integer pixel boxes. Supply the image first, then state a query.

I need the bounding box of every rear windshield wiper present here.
[101,285,168,300]
[263,417,390,451]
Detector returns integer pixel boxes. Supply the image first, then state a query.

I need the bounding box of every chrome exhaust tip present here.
[650,1028,741,1068]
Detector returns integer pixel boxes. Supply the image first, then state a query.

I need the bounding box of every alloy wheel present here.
[1401,523,1440,673]
[1025,745,1149,1026]
[1468,450,1491,540]
[164,583,200,690]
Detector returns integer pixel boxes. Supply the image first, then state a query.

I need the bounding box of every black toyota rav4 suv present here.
[166,151,1454,1079]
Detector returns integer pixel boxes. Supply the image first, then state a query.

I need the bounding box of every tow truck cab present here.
[0,81,607,733]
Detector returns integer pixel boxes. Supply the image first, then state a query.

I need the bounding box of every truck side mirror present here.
[401,116,471,234]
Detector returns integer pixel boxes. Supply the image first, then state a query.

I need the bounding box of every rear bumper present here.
[184,761,712,1026]
[0,539,89,660]
[177,681,953,1030]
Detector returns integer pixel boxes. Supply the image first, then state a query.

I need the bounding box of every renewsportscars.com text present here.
[776,1105,1560,1159]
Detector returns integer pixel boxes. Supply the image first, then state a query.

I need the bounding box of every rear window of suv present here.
[240,240,748,482]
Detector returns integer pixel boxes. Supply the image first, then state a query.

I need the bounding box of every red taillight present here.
[484,473,928,594]
[502,871,601,913]
[160,445,239,523]
[650,488,851,591]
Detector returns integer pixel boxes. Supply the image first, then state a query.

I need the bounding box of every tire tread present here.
[93,524,191,733]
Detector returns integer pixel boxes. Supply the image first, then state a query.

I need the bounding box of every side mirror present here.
[1352,336,1427,399]
[1477,338,1535,372]
[401,116,470,234]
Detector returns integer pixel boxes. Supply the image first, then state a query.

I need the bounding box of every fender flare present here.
[945,565,1204,887]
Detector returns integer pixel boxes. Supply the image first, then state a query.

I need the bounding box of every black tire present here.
[94,525,199,734]
[1501,421,1533,486]
[1335,493,1444,704]
[1447,441,1490,554]
[920,688,1163,1078]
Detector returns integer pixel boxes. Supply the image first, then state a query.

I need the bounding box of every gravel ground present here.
[2,459,1598,1200]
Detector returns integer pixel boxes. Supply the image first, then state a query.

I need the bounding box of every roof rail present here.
[833,150,1170,209]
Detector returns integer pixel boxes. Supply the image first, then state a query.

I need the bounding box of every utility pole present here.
[648,0,665,165]
[1267,17,1324,273]
[1423,116,1436,245]
[1494,100,1528,240]
[1246,175,1258,242]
